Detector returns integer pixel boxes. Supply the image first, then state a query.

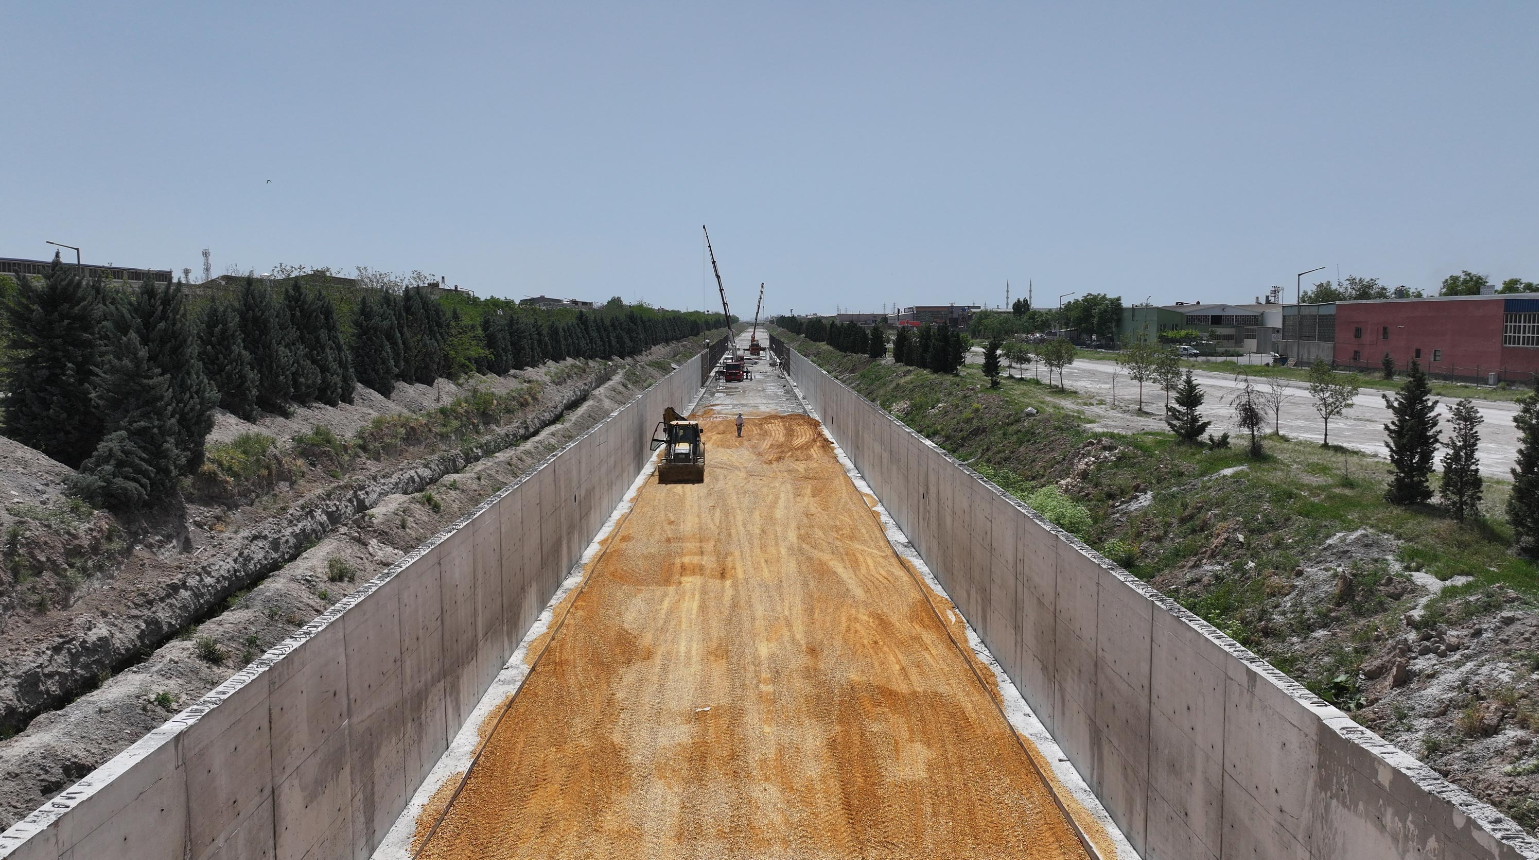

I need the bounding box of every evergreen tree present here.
[546,322,567,362]
[510,314,540,369]
[1439,398,1483,521]
[2,255,106,467]
[71,331,181,510]
[399,287,449,384]
[380,289,408,375]
[868,325,887,360]
[350,292,399,397]
[237,276,294,414]
[319,294,355,403]
[1508,376,1539,556]
[1381,352,1395,380]
[199,299,260,419]
[481,313,514,375]
[281,280,324,404]
[1383,360,1440,505]
[983,338,1002,387]
[892,326,909,365]
[950,329,966,373]
[122,279,218,470]
[1166,370,1211,444]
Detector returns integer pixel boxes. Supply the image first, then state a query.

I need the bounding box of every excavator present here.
[651,406,704,483]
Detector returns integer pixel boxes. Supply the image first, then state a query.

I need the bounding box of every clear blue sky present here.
[4,2,1536,315]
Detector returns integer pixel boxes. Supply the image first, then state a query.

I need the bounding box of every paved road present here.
[971,350,1523,478]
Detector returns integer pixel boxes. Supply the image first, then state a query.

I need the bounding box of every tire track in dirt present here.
[416,413,1088,859]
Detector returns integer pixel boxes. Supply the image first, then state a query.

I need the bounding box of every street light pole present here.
[1058,292,1077,338]
[1294,266,1326,366]
[45,241,81,267]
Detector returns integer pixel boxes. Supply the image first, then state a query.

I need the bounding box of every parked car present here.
[1177,345,1200,357]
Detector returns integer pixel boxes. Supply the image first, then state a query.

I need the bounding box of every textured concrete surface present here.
[0,353,707,860]
[781,337,1539,860]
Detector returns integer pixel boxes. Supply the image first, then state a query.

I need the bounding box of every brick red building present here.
[1334,294,1539,384]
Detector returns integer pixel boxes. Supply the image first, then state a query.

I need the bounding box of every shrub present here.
[327,557,356,582]
[194,636,226,665]
[151,691,175,709]
[1025,486,1093,536]
[1102,539,1137,568]
[417,491,442,513]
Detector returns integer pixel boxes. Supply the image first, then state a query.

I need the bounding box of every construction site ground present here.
[405,337,1107,859]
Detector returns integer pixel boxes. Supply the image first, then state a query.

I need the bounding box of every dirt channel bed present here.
[416,413,1089,859]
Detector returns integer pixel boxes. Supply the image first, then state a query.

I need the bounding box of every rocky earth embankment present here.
[0,342,704,827]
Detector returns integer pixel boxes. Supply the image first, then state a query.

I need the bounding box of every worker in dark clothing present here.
[735,413,744,437]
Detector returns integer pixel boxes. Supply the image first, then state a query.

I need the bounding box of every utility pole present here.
[1295,266,1326,366]
[1006,280,1010,310]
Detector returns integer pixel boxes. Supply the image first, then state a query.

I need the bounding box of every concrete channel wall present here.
[0,354,705,860]
[779,340,1539,860]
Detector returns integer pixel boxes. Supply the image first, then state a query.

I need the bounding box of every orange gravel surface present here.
[416,413,1091,859]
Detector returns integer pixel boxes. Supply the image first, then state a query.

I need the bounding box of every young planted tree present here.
[237,276,294,414]
[1381,352,1395,380]
[1307,360,1358,446]
[1166,370,1211,444]
[1259,374,1288,437]
[1153,345,1182,409]
[1117,341,1157,411]
[1231,380,1268,457]
[71,331,181,510]
[1038,338,1075,389]
[983,338,1002,387]
[1510,376,1539,556]
[1439,398,1483,520]
[1383,360,1440,506]
[3,256,107,467]
[199,299,260,419]
[1001,341,1031,381]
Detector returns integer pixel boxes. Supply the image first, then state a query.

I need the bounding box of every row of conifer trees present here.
[2,256,709,510]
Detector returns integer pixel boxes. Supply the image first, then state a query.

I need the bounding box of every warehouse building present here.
[1334,293,1539,384]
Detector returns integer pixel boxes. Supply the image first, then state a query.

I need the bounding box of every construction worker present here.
[735,413,744,437]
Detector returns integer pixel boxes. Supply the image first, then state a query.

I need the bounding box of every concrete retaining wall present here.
[0,354,704,860]
[781,341,1539,860]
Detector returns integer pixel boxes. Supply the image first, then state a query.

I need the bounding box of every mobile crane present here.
[703,225,744,382]
[748,282,764,356]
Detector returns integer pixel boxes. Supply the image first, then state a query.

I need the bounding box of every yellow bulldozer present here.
[651,407,705,483]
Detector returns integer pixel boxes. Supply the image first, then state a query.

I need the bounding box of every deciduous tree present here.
[1308,360,1358,446]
